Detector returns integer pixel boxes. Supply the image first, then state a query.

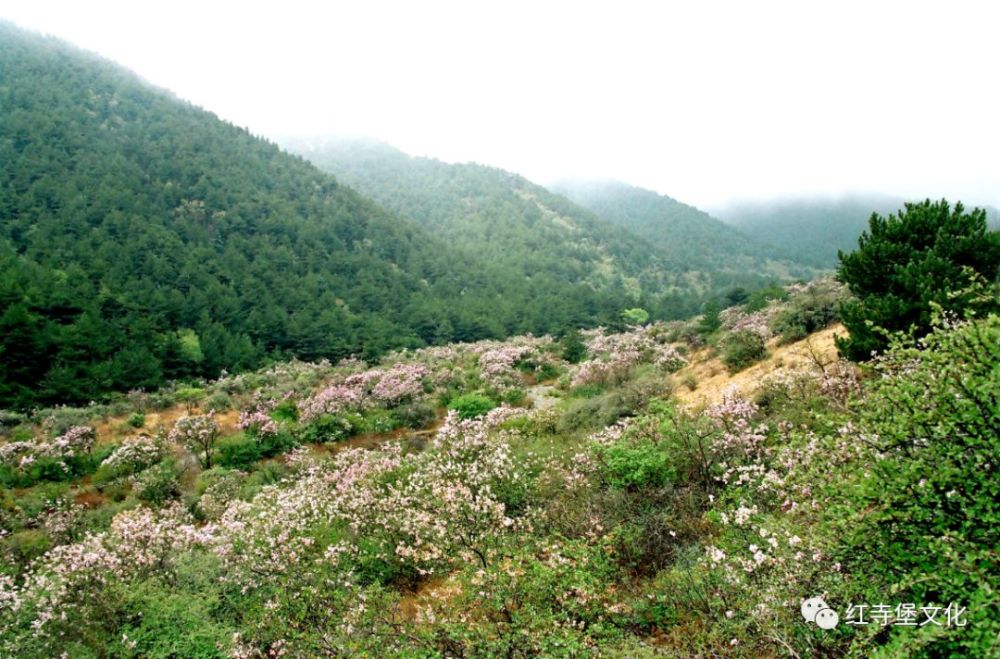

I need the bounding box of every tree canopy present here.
[835,199,1000,360]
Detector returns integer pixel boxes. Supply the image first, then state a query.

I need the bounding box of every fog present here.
[3,0,998,209]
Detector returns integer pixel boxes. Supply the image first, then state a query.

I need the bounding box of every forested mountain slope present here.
[714,195,908,268]
[551,179,809,278]
[0,24,625,408]
[283,138,801,319]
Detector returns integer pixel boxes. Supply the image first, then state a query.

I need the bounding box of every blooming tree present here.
[169,414,219,468]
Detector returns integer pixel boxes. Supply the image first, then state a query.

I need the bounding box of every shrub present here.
[97,435,163,481]
[744,285,789,312]
[720,330,767,372]
[216,434,263,469]
[360,408,399,434]
[560,330,588,364]
[169,414,219,468]
[296,414,357,444]
[126,412,145,429]
[448,392,498,419]
[174,386,205,407]
[270,399,299,423]
[394,401,437,429]
[597,437,674,491]
[204,391,232,412]
[217,431,297,469]
[770,278,847,343]
[841,315,1000,656]
[134,460,181,505]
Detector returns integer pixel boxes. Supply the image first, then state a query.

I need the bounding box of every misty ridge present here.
[1,10,999,659]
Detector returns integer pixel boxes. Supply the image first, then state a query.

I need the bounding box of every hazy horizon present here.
[3,1,998,209]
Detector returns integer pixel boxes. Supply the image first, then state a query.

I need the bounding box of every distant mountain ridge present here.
[713,195,906,268]
[283,138,810,320]
[550,179,808,278]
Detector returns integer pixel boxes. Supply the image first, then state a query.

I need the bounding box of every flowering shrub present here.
[168,415,218,468]
[370,363,430,406]
[297,384,364,423]
[571,325,685,387]
[237,408,279,438]
[99,435,164,477]
[0,426,99,486]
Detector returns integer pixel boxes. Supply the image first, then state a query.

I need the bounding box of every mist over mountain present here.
[713,195,909,268]
[550,179,811,278]
[282,138,809,321]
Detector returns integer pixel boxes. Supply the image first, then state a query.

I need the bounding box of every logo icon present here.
[801,596,839,629]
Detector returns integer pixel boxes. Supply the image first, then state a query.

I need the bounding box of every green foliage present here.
[134,460,182,505]
[720,330,767,372]
[296,414,356,444]
[743,284,788,312]
[836,199,1000,360]
[597,437,674,490]
[126,412,146,429]
[697,299,722,336]
[393,401,437,429]
[559,330,587,364]
[842,316,1000,656]
[447,392,498,419]
[770,279,847,343]
[270,400,299,423]
[359,408,399,434]
[621,307,650,325]
[216,431,298,469]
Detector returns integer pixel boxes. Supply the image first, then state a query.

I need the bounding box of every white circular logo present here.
[800,597,827,623]
[815,607,839,629]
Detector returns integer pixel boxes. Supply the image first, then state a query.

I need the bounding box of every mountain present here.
[0,23,631,408]
[550,179,810,280]
[714,195,909,268]
[282,138,804,320]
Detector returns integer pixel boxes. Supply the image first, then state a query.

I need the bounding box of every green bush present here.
[448,392,498,419]
[134,460,181,505]
[360,408,399,434]
[270,399,299,422]
[770,279,846,343]
[597,438,674,491]
[557,391,629,433]
[126,412,146,429]
[744,285,789,312]
[7,529,54,564]
[560,330,587,364]
[217,431,298,469]
[840,315,1000,656]
[296,414,356,444]
[720,330,767,373]
[394,401,437,429]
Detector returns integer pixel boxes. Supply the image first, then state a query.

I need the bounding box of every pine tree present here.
[836,199,1000,360]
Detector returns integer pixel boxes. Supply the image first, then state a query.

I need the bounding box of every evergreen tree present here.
[836,199,1000,360]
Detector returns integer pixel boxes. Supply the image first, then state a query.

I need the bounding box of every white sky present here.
[3,0,998,209]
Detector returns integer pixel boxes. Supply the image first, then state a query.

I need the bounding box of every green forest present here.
[0,25,645,410]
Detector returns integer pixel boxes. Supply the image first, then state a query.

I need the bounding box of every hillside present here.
[282,138,800,320]
[3,278,996,657]
[0,23,635,409]
[552,179,812,280]
[714,195,909,268]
